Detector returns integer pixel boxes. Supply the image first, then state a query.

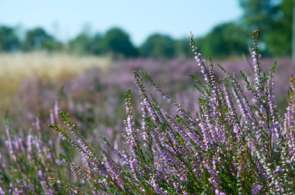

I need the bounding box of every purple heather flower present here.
[4,126,16,161]
[33,117,41,131]
[53,100,59,122]
[251,184,263,195]
[0,186,4,195]
[49,110,55,125]
[250,45,262,98]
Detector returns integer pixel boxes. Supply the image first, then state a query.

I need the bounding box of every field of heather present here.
[1,46,295,193]
[0,0,293,193]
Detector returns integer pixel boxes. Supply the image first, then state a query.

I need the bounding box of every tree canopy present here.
[0,26,20,52]
[239,0,293,56]
[68,32,93,55]
[198,22,249,58]
[23,27,61,51]
[100,27,138,58]
[0,0,292,59]
[140,33,177,58]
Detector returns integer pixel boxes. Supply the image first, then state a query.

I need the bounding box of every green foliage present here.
[0,0,292,58]
[69,32,103,55]
[239,0,275,30]
[101,27,138,58]
[68,32,93,55]
[140,33,177,58]
[23,27,62,51]
[198,22,249,58]
[265,0,293,56]
[239,0,293,56]
[0,26,20,52]
[89,33,103,55]
[175,38,192,58]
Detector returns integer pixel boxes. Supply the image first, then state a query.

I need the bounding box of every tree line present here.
[0,0,292,58]
[0,26,194,58]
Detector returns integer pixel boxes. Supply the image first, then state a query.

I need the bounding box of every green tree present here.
[239,0,276,30]
[175,38,191,58]
[23,27,61,51]
[140,33,176,58]
[89,33,103,55]
[68,32,93,55]
[0,26,20,52]
[239,0,293,56]
[265,0,293,56]
[199,22,249,58]
[101,27,138,58]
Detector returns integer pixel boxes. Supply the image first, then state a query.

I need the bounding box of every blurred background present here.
[0,0,294,129]
[0,0,293,58]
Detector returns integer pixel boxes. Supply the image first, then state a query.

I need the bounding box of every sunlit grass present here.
[0,52,111,109]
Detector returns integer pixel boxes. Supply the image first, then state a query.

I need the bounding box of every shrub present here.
[1,35,295,194]
[51,36,295,194]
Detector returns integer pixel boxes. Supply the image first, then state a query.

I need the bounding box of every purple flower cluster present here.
[1,37,295,194]
[47,38,295,194]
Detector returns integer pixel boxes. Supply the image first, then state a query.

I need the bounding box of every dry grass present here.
[0,52,111,109]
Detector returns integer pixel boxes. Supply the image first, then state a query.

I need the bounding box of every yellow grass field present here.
[0,52,111,109]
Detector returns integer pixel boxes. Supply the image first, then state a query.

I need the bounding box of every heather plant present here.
[0,35,295,194]
[48,36,295,194]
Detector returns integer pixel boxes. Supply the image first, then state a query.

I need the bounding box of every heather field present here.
[1,40,295,193]
[0,0,293,193]
[1,54,293,129]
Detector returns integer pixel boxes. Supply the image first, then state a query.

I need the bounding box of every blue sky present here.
[0,0,242,44]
